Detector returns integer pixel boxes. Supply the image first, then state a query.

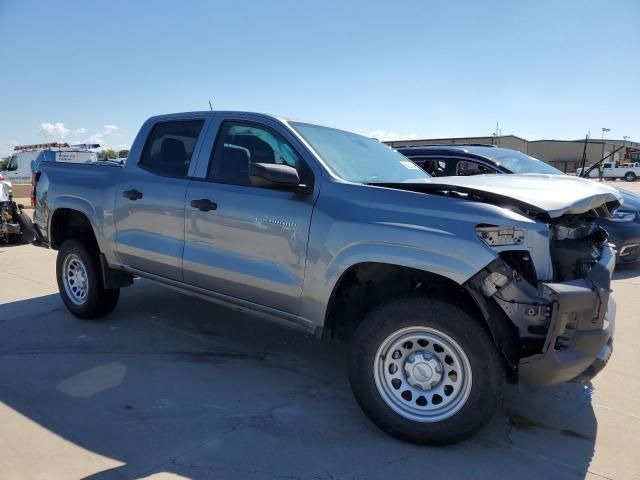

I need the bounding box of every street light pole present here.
[601,127,611,157]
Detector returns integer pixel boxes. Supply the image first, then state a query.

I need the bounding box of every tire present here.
[16,211,34,244]
[348,295,504,445]
[100,288,121,316]
[624,172,636,182]
[56,239,120,319]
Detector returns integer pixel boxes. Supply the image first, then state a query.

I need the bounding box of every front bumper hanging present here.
[519,244,616,388]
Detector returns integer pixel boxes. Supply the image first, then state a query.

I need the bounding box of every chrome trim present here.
[619,243,640,257]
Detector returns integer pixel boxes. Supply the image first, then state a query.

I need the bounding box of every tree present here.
[98,149,117,160]
[0,156,10,169]
[118,149,129,159]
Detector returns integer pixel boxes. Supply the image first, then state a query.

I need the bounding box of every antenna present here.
[208,100,213,111]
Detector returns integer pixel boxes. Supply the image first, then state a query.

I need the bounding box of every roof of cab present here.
[145,111,287,122]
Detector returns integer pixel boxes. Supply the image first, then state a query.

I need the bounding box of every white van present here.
[3,150,40,183]
[3,144,98,183]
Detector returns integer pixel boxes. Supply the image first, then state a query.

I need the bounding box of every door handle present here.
[190,198,217,212]
[122,189,143,201]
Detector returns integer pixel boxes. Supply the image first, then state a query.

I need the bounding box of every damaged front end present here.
[466,215,616,389]
[0,202,22,242]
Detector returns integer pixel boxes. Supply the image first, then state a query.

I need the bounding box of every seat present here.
[215,145,250,185]
[231,135,276,164]
[159,138,188,176]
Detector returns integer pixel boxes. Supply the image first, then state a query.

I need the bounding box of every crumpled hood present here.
[421,174,623,218]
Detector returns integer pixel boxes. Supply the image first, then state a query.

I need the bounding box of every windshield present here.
[291,122,430,183]
[490,150,563,175]
[6,155,19,171]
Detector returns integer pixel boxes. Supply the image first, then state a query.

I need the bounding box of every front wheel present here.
[625,172,637,182]
[348,296,504,445]
[56,239,120,319]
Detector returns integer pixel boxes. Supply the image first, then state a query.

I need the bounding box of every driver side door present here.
[182,119,317,315]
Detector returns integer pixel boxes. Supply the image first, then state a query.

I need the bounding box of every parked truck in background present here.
[576,161,640,181]
[32,111,619,445]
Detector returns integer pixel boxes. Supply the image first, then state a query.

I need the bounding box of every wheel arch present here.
[321,258,519,377]
[50,206,101,252]
[49,197,103,252]
[323,262,484,338]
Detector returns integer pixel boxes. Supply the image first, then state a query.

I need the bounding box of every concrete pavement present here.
[1,210,639,479]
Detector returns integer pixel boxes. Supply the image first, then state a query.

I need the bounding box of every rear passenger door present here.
[182,119,316,314]
[114,119,206,280]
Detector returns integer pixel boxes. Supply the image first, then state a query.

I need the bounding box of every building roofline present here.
[385,134,528,143]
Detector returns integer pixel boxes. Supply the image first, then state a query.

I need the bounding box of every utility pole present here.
[492,121,500,147]
[601,127,610,157]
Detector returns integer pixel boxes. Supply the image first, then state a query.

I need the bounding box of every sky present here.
[0,0,639,157]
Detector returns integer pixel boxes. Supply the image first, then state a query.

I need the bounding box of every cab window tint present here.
[140,120,204,177]
[208,122,303,186]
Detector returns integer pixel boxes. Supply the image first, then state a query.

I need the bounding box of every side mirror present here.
[249,163,308,192]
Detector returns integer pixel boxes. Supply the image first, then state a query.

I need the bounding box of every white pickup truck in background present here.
[577,161,640,181]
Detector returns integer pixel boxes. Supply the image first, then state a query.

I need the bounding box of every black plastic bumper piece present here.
[519,244,616,389]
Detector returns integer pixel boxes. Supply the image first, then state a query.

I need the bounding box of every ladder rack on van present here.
[14,143,70,152]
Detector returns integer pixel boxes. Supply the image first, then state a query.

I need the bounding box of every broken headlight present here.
[476,225,525,247]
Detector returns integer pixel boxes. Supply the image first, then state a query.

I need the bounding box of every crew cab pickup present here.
[33,111,619,445]
[577,161,640,181]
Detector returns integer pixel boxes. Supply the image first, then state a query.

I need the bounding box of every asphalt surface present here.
[1,180,639,480]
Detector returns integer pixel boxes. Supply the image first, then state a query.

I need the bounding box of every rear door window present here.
[140,120,204,177]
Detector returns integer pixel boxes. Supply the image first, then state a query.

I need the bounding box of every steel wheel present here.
[62,253,89,305]
[374,326,472,422]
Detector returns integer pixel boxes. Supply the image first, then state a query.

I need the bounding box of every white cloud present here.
[88,125,119,147]
[35,122,122,149]
[40,122,71,139]
[366,130,419,142]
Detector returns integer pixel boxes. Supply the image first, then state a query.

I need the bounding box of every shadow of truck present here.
[0,281,597,479]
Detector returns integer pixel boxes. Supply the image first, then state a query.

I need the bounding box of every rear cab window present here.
[140,120,204,177]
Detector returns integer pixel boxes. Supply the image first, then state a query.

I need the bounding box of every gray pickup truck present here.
[33,111,618,445]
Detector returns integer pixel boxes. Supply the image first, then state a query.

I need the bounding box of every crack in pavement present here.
[0,268,57,289]
[133,375,345,479]
[169,459,334,480]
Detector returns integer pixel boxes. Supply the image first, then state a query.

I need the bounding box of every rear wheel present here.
[56,239,120,319]
[625,172,637,182]
[348,296,504,445]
